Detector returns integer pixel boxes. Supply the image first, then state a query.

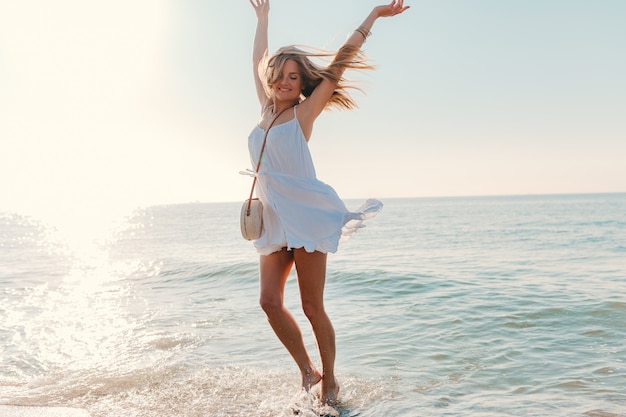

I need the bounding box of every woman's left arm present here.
[343,0,410,53]
[298,0,409,127]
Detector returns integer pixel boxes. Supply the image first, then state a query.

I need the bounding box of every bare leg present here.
[293,248,339,405]
[259,248,322,391]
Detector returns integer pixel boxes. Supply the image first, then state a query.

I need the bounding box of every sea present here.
[1,193,625,417]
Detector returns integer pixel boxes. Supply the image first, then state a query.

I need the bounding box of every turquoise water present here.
[1,194,625,416]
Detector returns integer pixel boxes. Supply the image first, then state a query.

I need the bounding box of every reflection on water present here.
[3,219,129,376]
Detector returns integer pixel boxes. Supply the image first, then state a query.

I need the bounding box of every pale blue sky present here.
[1,0,625,221]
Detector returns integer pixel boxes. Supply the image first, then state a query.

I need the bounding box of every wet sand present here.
[0,405,90,417]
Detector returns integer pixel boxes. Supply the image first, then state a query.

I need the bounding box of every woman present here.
[247,0,409,406]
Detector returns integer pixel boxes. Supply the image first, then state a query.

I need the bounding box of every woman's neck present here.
[271,99,300,114]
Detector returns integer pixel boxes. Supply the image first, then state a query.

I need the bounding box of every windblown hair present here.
[261,45,373,110]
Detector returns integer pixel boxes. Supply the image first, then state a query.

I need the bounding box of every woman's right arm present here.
[250,0,270,107]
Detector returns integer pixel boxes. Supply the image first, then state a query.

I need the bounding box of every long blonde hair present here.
[261,45,373,110]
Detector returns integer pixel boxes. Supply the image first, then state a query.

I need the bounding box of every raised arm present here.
[250,0,271,107]
[298,0,409,129]
[342,0,410,56]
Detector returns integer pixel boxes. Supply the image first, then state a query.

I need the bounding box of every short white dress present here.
[247,106,382,255]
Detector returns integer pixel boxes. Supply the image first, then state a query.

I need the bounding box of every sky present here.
[1,0,625,222]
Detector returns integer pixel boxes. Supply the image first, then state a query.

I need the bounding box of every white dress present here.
[247,106,382,255]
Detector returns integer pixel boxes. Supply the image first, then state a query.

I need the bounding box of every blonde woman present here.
[247,0,409,406]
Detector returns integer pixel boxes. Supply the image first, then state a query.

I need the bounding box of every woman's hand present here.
[374,0,410,18]
[249,0,270,19]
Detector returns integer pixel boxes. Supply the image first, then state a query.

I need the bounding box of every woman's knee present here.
[301,299,325,323]
[259,293,283,317]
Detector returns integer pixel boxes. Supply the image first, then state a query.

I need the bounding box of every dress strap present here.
[293,105,298,120]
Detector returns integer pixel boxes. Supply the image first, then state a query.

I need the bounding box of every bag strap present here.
[246,105,293,215]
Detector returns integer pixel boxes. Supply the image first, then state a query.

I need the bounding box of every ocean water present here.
[1,194,625,417]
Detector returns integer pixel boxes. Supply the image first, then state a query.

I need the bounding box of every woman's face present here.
[272,59,303,102]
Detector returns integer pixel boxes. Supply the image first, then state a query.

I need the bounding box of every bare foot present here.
[321,376,339,406]
[302,367,322,391]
